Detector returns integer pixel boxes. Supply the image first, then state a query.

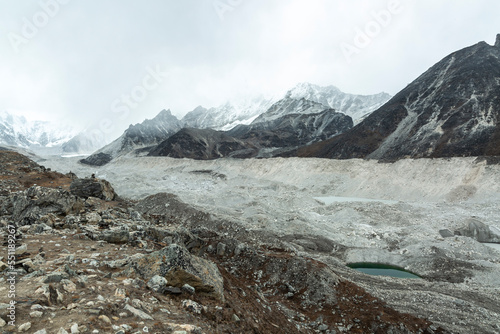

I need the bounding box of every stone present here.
[0,317,6,327]
[62,279,77,293]
[182,299,203,314]
[182,283,195,294]
[162,286,182,294]
[70,323,79,333]
[11,186,84,225]
[114,288,126,298]
[0,261,7,271]
[15,243,28,255]
[34,330,47,334]
[147,275,168,292]
[124,304,154,320]
[439,229,454,238]
[101,229,130,244]
[86,212,101,224]
[42,272,68,283]
[217,242,227,256]
[18,322,32,332]
[130,244,224,301]
[30,310,43,318]
[70,178,117,201]
[458,219,500,243]
[98,315,112,324]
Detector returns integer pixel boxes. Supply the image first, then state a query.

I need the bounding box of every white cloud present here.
[0,0,499,139]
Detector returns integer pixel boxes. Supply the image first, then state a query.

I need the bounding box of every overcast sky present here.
[1,0,499,138]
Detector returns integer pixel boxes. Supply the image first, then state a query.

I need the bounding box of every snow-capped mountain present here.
[0,111,78,150]
[147,96,353,160]
[181,95,277,131]
[228,96,353,148]
[81,109,182,165]
[181,86,390,130]
[287,82,391,122]
[61,130,109,155]
[295,34,500,160]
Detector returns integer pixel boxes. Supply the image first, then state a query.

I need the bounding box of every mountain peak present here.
[155,109,172,118]
[495,33,500,48]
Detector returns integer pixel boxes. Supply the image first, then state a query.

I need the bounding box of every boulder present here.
[70,178,117,201]
[101,229,130,244]
[9,186,84,225]
[129,244,224,301]
[134,193,209,225]
[147,275,168,292]
[457,219,500,243]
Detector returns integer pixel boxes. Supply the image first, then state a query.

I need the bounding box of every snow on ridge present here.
[0,110,78,148]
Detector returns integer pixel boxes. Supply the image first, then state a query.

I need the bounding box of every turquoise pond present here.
[347,263,422,279]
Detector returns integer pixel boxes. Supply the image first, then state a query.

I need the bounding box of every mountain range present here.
[0,111,78,152]
[80,83,388,164]
[5,35,500,163]
[292,34,500,160]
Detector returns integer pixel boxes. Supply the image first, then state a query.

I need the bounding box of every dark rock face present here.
[148,128,253,160]
[70,178,117,201]
[296,36,500,160]
[82,109,182,166]
[79,152,112,166]
[228,100,353,148]
[4,186,84,225]
[149,98,353,159]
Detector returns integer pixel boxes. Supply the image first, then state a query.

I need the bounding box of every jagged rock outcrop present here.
[4,186,83,225]
[81,109,182,165]
[70,178,117,201]
[127,244,224,301]
[295,35,500,160]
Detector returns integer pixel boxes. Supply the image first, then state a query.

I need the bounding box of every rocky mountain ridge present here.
[0,111,78,153]
[293,34,500,160]
[148,98,353,159]
[80,83,389,164]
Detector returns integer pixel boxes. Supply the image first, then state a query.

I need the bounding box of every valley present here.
[37,154,500,333]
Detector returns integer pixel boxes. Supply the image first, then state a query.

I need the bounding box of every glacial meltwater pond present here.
[348,263,422,279]
[314,196,398,205]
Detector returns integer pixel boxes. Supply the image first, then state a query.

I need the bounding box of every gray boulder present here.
[457,219,500,243]
[8,186,84,225]
[134,193,209,225]
[128,244,224,301]
[70,178,117,201]
[101,229,130,244]
[147,275,168,292]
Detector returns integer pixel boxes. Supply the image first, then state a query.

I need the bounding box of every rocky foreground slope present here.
[0,149,456,333]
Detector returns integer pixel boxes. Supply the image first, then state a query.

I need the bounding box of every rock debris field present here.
[1,150,499,333]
